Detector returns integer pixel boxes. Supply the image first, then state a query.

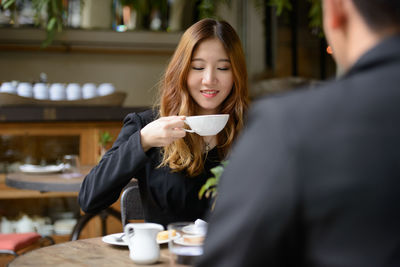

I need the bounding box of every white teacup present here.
[97,83,115,96]
[82,83,97,99]
[1,217,14,233]
[15,215,35,233]
[66,83,81,100]
[184,114,229,136]
[0,82,17,94]
[49,83,66,100]
[17,82,33,98]
[33,83,49,100]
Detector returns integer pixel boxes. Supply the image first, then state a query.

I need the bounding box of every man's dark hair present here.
[352,0,400,31]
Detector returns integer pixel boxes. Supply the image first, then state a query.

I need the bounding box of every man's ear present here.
[325,0,347,29]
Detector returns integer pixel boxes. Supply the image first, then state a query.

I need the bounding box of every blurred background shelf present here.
[0,105,147,122]
[0,28,182,54]
[0,91,128,107]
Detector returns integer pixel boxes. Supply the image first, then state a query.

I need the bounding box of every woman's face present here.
[187,38,234,115]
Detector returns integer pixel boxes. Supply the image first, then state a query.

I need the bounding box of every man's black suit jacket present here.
[196,35,400,267]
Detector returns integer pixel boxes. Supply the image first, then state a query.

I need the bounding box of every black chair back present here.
[120,181,145,227]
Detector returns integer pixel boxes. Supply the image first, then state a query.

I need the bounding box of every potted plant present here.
[99,131,113,160]
[198,161,228,210]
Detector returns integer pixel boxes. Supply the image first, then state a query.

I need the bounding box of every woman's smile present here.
[201,89,219,98]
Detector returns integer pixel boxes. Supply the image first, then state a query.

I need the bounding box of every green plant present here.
[198,0,231,19]
[198,0,323,34]
[199,161,228,210]
[265,0,323,35]
[1,0,169,46]
[2,0,66,47]
[307,0,323,35]
[99,131,113,147]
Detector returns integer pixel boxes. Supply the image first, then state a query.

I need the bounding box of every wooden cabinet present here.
[0,121,122,165]
[0,106,147,240]
[0,120,122,238]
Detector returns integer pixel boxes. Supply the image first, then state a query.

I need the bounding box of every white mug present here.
[184,114,229,136]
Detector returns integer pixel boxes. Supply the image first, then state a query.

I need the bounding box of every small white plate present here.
[19,164,64,174]
[173,236,204,247]
[182,224,206,235]
[101,232,179,246]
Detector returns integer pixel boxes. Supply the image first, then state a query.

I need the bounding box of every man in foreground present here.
[197,0,400,266]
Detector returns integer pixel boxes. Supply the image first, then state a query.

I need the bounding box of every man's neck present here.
[347,28,400,71]
[344,23,383,71]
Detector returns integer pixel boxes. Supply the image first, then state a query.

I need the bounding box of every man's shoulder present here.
[247,79,349,141]
[252,79,340,116]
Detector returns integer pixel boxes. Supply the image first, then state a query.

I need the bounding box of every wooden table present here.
[5,165,93,192]
[8,237,176,267]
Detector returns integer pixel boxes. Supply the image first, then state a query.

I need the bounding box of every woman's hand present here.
[140,116,186,152]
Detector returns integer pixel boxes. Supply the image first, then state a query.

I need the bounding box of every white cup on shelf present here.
[15,215,35,233]
[66,83,81,100]
[37,224,54,236]
[49,83,66,100]
[97,83,115,96]
[82,83,97,99]
[17,82,33,98]
[1,217,14,233]
[33,83,49,100]
[0,82,17,94]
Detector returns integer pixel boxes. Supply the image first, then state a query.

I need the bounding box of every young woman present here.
[78,18,249,227]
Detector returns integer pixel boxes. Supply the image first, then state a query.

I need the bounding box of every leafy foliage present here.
[267,0,292,15]
[308,0,323,36]
[1,0,65,47]
[199,0,322,35]
[198,0,231,19]
[199,161,228,210]
[99,131,113,147]
[1,0,168,46]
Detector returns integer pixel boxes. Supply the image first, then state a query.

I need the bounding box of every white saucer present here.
[102,232,179,246]
[20,164,64,174]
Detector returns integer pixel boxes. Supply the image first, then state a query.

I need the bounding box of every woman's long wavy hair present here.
[157,18,249,176]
